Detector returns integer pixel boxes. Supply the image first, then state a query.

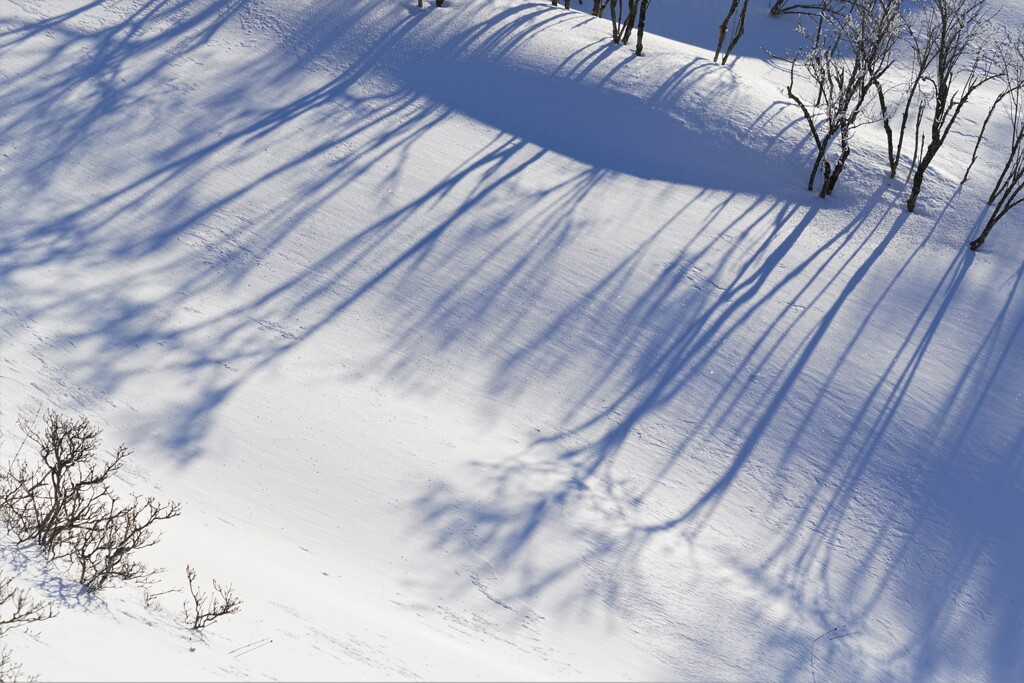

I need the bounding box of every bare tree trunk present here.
[715,0,740,64]
[963,88,1018,185]
[809,148,828,191]
[875,81,897,175]
[906,106,925,183]
[787,59,839,195]
[886,82,923,179]
[634,0,652,55]
[973,131,1024,248]
[621,0,640,45]
[609,0,623,42]
[721,0,750,65]
[907,92,980,210]
[970,213,998,250]
[901,94,925,178]
[819,160,834,197]
[907,137,941,212]
[988,127,1024,203]
[971,183,1023,250]
[820,132,852,197]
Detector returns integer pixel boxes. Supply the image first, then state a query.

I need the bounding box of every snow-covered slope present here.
[1,0,1022,679]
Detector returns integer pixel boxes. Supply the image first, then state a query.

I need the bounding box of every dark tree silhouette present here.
[634,0,653,55]
[962,34,1024,185]
[905,0,1000,212]
[786,0,901,196]
[714,0,751,65]
[970,58,1024,250]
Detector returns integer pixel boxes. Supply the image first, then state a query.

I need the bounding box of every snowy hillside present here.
[1,0,1022,679]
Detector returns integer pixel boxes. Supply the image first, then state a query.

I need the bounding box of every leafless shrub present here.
[0,646,34,683]
[0,412,180,592]
[142,581,179,611]
[183,565,242,631]
[0,573,54,639]
[0,571,54,683]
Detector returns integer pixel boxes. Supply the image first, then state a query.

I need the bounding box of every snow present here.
[1,0,1023,680]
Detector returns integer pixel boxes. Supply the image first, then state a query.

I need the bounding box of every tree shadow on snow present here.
[1,0,1022,680]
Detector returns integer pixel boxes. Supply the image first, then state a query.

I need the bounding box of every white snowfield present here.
[1,0,1022,679]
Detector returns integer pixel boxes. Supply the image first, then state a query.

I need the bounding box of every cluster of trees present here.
[419,0,1024,251]
[0,412,241,678]
[543,1,656,56]
[781,0,1024,251]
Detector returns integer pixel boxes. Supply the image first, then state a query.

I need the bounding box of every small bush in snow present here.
[0,570,54,683]
[0,572,54,637]
[0,412,181,592]
[183,565,242,630]
[0,646,33,683]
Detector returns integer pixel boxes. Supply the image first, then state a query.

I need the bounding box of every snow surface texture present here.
[0,0,1022,679]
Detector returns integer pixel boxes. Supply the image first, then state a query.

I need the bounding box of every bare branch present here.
[183,565,242,631]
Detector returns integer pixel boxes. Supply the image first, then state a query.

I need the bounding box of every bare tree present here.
[873,6,932,180]
[614,0,647,47]
[969,72,1024,249]
[787,25,847,195]
[633,0,653,55]
[905,0,1000,212]
[183,565,242,631]
[962,33,1024,184]
[714,0,751,65]
[620,0,640,45]
[0,412,181,592]
[786,1,900,196]
[850,0,905,178]
[608,0,625,42]
[605,0,647,51]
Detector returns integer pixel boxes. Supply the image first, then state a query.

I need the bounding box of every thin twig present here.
[811,624,849,683]
[231,638,273,658]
